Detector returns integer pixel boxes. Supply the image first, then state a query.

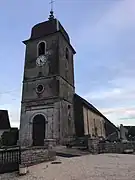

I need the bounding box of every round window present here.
[36,84,44,94]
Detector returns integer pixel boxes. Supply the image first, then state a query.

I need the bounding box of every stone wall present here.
[88,138,135,154]
[99,142,135,154]
[21,146,56,167]
[83,106,106,138]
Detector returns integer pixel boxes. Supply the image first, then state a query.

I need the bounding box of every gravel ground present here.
[0,154,135,180]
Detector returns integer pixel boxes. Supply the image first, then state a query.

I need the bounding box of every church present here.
[19,10,118,147]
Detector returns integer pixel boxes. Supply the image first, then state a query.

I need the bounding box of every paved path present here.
[0,154,135,180]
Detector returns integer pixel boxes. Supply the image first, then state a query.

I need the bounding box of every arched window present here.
[65,47,69,60]
[37,41,46,56]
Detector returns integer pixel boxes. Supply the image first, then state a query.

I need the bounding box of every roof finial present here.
[49,0,54,20]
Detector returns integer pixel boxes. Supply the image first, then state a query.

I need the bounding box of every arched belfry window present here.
[65,47,69,60]
[37,41,46,56]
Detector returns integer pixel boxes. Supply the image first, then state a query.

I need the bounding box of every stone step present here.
[55,146,89,158]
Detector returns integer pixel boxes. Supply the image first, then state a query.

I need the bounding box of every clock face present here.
[36,55,47,67]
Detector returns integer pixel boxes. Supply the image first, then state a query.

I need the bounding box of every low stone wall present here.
[21,146,56,167]
[99,142,135,154]
[88,138,135,154]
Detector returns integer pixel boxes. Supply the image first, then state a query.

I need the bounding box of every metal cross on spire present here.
[49,0,54,12]
[48,0,55,20]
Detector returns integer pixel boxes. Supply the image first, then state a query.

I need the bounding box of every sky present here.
[0,0,135,127]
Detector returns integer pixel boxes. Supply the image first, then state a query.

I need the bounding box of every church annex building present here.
[19,12,118,147]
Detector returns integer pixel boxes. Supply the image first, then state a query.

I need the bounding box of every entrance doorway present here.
[32,114,45,146]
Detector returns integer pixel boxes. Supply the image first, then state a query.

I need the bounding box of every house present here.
[0,110,11,137]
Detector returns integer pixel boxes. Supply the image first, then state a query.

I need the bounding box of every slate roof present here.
[75,94,119,131]
[31,19,70,42]
[0,110,11,130]
[23,18,76,54]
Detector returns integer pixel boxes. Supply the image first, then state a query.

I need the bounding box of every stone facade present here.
[74,94,118,139]
[83,106,106,138]
[21,146,56,167]
[19,19,76,146]
[19,101,59,146]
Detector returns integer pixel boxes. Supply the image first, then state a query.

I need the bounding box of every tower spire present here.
[49,0,54,20]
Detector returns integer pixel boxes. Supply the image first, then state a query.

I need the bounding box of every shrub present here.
[1,128,19,146]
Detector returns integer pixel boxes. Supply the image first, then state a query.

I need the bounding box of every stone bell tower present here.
[19,11,76,146]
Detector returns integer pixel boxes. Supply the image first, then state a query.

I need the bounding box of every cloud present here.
[84,88,122,100]
[84,86,135,102]
[104,108,135,126]
[0,91,21,128]
[1,0,135,127]
[83,74,135,102]
[76,0,135,126]
[75,0,135,93]
[101,106,135,123]
[100,107,135,115]
[75,0,135,48]
[82,74,135,126]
